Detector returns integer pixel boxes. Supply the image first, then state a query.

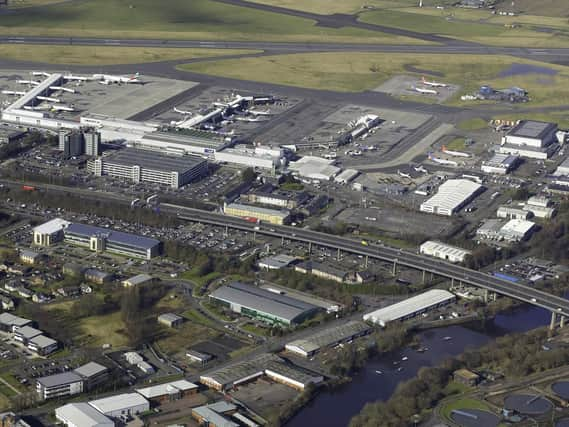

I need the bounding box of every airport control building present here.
[64,223,161,259]
[208,281,320,326]
[88,148,207,188]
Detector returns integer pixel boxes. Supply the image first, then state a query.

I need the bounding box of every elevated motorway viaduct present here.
[162,204,569,329]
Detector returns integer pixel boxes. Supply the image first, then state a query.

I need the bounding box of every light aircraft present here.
[49,86,76,94]
[441,145,470,158]
[413,165,428,174]
[17,80,39,86]
[51,104,75,112]
[414,86,438,95]
[397,170,411,179]
[1,90,26,96]
[63,74,91,82]
[23,105,50,111]
[37,95,60,103]
[93,72,142,84]
[173,107,192,116]
[421,76,448,88]
[428,153,458,166]
[32,71,51,77]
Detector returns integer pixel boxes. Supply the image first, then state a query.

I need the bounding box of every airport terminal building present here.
[64,223,161,259]
[88,148,207,188]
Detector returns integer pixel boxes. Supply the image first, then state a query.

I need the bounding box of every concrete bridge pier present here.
[337,248,341,261]
[484,289,489,303]
[365,255,369,268]
[561,316,566,328]
[422,270,426,284]
[308,241,312,254]
[281,236,285,246]
[392,260,398,276]
[550,312,557,331]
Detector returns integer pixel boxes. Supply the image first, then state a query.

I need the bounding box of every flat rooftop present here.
[142,129,229,149]
[286,321,371,354]
[37,372,82,388]
[102,148,205,173]
[508,120,557,139]
[65,223,160,250]
[201,353,279,387]
[33,218,70,235]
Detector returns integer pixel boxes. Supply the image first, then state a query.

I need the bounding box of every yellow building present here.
[224,202,290,225]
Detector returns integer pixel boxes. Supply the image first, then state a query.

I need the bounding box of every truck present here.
[22,185,35,191]
[244,217,260,224]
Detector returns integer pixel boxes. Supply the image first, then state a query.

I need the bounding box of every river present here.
[287,304,550,427]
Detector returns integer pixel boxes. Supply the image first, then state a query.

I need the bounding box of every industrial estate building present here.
[64,223,161,259]
[477,218,536,242]
[499,120,558,159]
[135,379,198,403]
[88,148,207,188]
[37,372,84,401]
[192,402,239,427]
[200,353,323,392]
[497,205,531,220]
[363,289,456,327]
[294,261,350,283]
[0,313,31,332]
[288,156,341,181]
[224,202,290,225]
[208,282,320,326]
[420,179,483,216]
[32,218,70,247]
[285,321,372,358]
[419,241,472,264]
[88,393,149,418]
[55,402,115,427]
[257,254,298,270]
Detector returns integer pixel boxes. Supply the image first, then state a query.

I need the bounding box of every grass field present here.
[7,0,62,8]
[79,311,128,348]
[457,118,488,131]
[0,392,10,411]
[0,45,259,65]
[0,0,426,45]
[246,0,417,15]
[179,52,569,104]
[358,8,569,47]
[440,397,492,419]
[156,322,217,355]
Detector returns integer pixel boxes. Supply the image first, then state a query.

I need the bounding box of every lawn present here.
[0,45,260,65]
[445,138,467,151]
[440,397,492,420]
[0,0,425,45]
[79,311,128,348]
[180,52,569,106]
[457,118,488,131]
[241,322,270,336]
[7,0,63,7]
[183,308,216,328]
[155,322,217,355]
[0,392,10,411]
[358,8,569,47]
[246,0,417,15]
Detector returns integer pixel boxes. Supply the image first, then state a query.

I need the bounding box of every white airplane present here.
[248,108,272,116]
[413,165,428,174]
[173,107,192,116]
[93,72,142,84]
[1,90,26,96]
[37,95,60,103]
[51,104,75,112]
[63,74,92,82]
[414,86,438,95]
[397,170,412,179]
[23,105,51,111]
[351,150,362,156]
[32,71,51,77]
[428,153,458,166]
[233,116,266,122]
[49,86,76,94]
[441,145,471,158]
[17,80,40,86]
[422,76,448,88]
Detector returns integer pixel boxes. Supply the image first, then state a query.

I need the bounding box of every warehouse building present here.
[37,372,84,401]
[88,148,207,189]
[499,219,536,242]
[135,379,198,404]
[334,169,359,185]
[64,223,161,259]
[288,156,341,181]
[215,145,286,171]
[122,274,154,287]
[523,204,556,219]
[294,261,349,283]
[481,153,520,175]
[209,282,320,326]
[89,393,149,418]
[157,313,183,328]
[223,202,290,225]
[497,205,531,220]
[285,321,372,358]
[33,218,71,247]
[420,179,483,216]
[55,402,115,427]
[264,361,323,391]
[186,349,213,365]
[192,402,238,427]
[244,185,309,209]
[499,120,558,159]
[134,129,233,157]
[419,241,472,264]
[257,254,298,270]
[363,289,456,327]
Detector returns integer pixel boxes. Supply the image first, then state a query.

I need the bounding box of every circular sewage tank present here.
[552,382,569,400]
[556,419,569,427]
[504,394,553,415]
[450,409,499,427]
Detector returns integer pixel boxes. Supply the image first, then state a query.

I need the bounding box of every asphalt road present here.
[160,204,569,319]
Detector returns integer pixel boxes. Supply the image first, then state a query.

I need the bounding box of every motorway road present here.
[158,204,569,318]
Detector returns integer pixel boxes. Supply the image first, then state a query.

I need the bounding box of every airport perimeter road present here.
[162,204,569,318]
[2,36,569,61]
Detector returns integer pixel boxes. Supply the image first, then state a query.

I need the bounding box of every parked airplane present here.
[233,116,266,122]
[1,90,26,96]
[397,170,411,179]
[23,105,50,111]
[428,153,458,166]
[32,71,51,77]
[413,165,428,174]
[173,107,192,116]
[441,145,471,158]
[414,86,438,95]
[17,80,40,86]
[93,72,142,84]
[37,95,60,103]
[422,76,448,88]
[49,86,76,94]
[63,74,92,81]
[51,104,75,112]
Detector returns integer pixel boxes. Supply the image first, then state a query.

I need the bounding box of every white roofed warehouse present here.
[419,241,472,264]
[135,379,198,404]
[420,179,483,216]
[88,393,149,418]
[56,402,114,427]
[363,289,456,327]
